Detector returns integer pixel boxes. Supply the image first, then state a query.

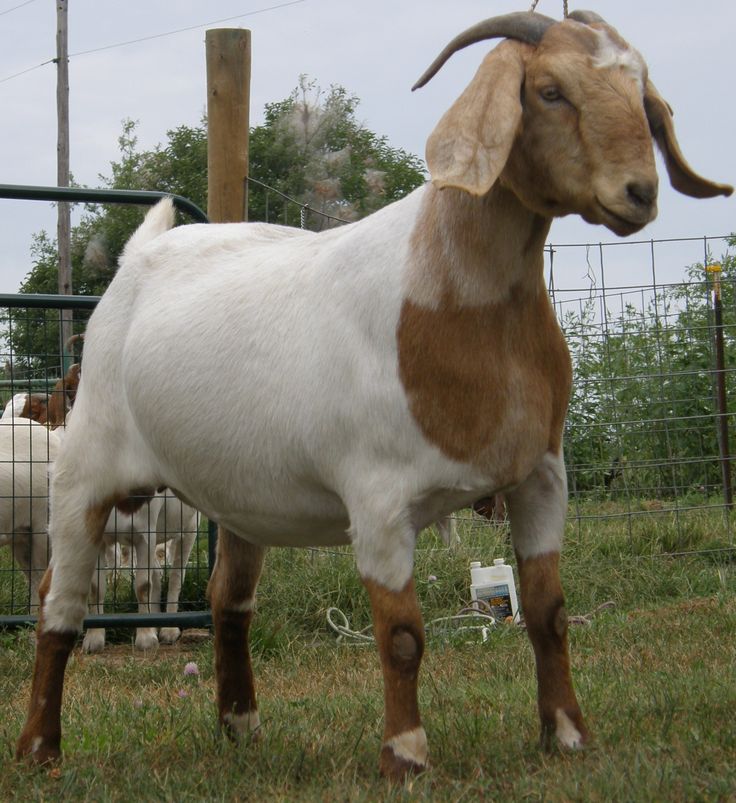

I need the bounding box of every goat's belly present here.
[215,510,352,548]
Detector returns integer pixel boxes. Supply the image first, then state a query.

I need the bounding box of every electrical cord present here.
[326,599,616,645]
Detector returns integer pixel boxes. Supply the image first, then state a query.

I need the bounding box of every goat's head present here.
[414,11,732,236]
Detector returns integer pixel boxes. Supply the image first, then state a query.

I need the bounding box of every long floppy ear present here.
[644,81,733,199]
[425,40,528,196]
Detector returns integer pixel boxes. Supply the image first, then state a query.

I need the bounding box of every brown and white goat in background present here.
[3,361,197,650]
[18,10,731,779]
[0,419,60,612]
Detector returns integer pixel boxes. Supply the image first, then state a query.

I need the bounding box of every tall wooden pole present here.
[56,0,72,365]
[206,29,251,223]
[205,29,251,575]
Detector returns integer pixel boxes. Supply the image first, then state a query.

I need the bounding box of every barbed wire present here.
[247,176,351,228]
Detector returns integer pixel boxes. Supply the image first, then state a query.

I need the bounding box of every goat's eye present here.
[540,86,563,103]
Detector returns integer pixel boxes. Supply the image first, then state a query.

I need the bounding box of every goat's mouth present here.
[593,200,651,237]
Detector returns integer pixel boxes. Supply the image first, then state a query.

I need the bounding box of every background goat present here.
[83,492,198,653]
[0,419,60,612]
[3,362,197,650]
[18,10,731,779]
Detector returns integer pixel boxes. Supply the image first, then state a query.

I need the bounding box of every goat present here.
[2,393,32,420]
[83,491,198,653]
[1,363,81,429]
[0,418,60,612]
[18,10,731,778]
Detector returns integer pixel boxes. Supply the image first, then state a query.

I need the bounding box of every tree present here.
[248,77,426,228]
[7,80,427,372]
[563,243,736,500]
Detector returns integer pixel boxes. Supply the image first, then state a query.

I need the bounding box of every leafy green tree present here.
[563,244,736,500]
[248,77,426,228]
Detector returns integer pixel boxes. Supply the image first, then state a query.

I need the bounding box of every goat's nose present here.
[626,179,657,209]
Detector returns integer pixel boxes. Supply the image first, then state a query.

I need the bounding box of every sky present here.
[0,0,733,296]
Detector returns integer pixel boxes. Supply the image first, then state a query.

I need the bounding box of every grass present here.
[1,510,735,800]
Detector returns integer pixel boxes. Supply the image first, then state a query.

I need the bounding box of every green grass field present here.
[1,510,735,801]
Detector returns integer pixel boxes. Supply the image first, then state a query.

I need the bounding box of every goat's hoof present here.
[16,734,61,765]
[158,627,181,645]
[134,629,159,651]
[221,710,261,743]
[379,748,427,782]
[542,708,589,752]
[81,631,105,654]
[379,727,428,781]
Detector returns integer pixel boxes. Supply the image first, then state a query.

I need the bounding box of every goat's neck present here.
[405,183,551,308]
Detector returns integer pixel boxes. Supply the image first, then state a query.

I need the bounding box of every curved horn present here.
[567,10,607,25]
[412,11,556,91]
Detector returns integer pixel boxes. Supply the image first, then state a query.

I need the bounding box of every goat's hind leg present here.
[507,451,589,750]
[16,496,111,763]
[207,527,265,741]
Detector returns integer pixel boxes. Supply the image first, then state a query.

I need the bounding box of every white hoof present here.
[134,628,160,651]
[158,627,181,645]
[82,628,106,654]
[555,709,585,750]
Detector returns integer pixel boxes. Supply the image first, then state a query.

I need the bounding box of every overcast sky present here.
[0,0,733,295]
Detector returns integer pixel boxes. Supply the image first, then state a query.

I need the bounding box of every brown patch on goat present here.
[363,577,427,779]
[46,363,81,429]
[515,551,589,748]
[21,394,50,424]
[115,489,156,515]
[397,280,570,477]
[208,529,266,739]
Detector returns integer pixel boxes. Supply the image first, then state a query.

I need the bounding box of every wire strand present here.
[0,0,306,84]
[69,0,307,59]
[0,0,38,17]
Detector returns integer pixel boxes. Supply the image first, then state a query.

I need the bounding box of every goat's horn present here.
[567,10,607,25]
[412,11,556,91]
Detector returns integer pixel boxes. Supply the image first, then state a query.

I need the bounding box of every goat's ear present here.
[425,40,527,196]
[644,81,733,199]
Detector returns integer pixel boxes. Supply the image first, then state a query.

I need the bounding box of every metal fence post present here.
[707,262,733,508]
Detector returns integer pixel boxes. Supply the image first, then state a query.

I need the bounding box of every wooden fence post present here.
[206,28,251,223]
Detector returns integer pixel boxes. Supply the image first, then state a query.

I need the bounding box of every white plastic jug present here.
[469,558,519,622]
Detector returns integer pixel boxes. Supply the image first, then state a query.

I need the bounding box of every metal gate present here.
[0,185,215,632]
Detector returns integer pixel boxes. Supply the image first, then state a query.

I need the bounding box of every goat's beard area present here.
[582,204,650,237]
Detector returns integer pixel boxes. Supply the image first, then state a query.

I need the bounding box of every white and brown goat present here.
[0,419,60,612]
[18,11,731,779]
[4,362,197,650]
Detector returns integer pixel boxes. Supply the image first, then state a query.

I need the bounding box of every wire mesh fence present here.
[0,299,211,626]
[553,234,735,555]
[0,188,734,621]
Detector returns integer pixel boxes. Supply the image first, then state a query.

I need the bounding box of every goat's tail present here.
[122,198,176,260]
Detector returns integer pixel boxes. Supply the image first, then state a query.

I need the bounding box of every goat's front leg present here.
[133,532,161,650]
[507,451,589,750]
[352,514,427,780]
[159,505,197,645]
[81,552,108,654]
[207,527,265,741]
[17,498,111,764]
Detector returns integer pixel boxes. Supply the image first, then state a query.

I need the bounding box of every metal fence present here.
[554,235,734,554]
[0,185,214,629]
[1,182,733,627]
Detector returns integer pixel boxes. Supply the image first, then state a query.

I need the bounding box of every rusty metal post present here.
[707,262,733,508]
